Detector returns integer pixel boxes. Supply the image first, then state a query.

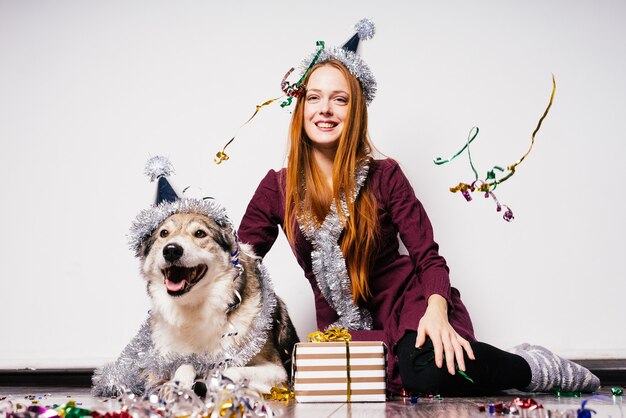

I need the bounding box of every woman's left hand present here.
[415,294,475,375]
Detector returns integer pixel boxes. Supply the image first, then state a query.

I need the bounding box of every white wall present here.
[1,0,624,369]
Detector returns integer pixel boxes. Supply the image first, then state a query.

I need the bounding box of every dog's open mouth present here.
[162,265,208,296]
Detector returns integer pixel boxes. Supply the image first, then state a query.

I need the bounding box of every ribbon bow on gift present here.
[307,326,352,342]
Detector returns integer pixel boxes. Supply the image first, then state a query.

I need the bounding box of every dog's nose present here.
[163,243,184,262]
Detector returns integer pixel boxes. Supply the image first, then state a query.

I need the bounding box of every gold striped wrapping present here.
[292,341,387,403]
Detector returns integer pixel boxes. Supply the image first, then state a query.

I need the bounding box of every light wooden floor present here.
[1,386,624,417]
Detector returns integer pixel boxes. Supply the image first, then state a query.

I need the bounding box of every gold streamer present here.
[213,96,284,164]
[449,182,470,194]
[441,75,557,196]
[214,41,325,165]
[488,74,557,187]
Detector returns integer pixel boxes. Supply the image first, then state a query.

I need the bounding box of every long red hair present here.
[284,60,379,303]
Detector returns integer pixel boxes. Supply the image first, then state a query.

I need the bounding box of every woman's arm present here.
[238,169,283,258]
[383,160,474,374]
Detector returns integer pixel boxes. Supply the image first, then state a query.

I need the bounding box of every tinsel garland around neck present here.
[92,260,277,396]
[297,160,373,331]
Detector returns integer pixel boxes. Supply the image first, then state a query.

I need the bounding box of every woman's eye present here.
[336,96,348,104]
[306,95,319,101]
[160,229,169,238]
[195,230,207,238]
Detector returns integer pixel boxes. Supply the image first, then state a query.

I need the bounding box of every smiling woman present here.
[237,19,602,396]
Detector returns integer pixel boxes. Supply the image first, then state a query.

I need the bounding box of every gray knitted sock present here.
[509,344,600,393]
[508,343,530,355]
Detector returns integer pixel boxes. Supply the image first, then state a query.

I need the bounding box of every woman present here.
[237,23,599,396]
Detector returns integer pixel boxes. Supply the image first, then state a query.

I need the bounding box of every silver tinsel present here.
[354,18,376,41]
[129,198,230,257]
[132,156,230,256]
[92,260,278,396]
[144,155,175,182]
[300,19,377,105]
[297,161,373,331]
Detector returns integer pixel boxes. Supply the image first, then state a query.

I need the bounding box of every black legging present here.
[397,331,532,396]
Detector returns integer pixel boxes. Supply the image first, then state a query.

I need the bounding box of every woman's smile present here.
[314,120,339,130]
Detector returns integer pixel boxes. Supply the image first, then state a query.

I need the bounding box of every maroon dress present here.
[238,158,475,393]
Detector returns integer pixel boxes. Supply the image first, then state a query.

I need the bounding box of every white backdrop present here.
[1,0,625,369]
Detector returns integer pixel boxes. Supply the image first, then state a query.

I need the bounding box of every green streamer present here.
[280,41,326,108]
[432,75,557,220]
[416,351,475,384]
[433,127,480,167]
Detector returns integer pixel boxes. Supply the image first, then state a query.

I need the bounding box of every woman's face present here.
[303,65,350,152]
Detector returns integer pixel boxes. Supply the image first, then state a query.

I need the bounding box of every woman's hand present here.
[415,294,475,375]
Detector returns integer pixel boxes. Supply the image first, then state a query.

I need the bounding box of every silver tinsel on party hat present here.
[144,155,175,182]
[301,18,377,104]
[129,156,230,256]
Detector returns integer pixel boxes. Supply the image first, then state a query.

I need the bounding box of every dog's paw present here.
[222,366,247,384]
[222,366,281,395]
[173,364,196,389]
[245,381,272,395]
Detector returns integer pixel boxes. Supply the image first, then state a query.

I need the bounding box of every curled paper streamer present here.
[512,397,543,410]
[477,397,622,417]
[214,41,325,165]
[280,41,325,108]
[577,399,596,418]
[434,75,557,221]
[214,96,283,165]
[263,384,295,402]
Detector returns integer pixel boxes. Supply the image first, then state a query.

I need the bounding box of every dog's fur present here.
[93,211,299,395]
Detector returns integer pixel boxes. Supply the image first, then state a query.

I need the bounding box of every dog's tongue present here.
[165,279,186,292]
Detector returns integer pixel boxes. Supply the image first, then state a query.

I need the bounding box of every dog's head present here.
[141,212,238,298]
[129,198,241,302]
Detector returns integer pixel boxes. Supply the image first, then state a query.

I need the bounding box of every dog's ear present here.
[210,222,238,255]
[212,228,235,254]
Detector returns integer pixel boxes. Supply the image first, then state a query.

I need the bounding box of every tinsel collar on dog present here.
[91,259,279,395]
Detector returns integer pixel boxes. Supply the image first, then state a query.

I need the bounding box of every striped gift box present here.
[292,341,387,402]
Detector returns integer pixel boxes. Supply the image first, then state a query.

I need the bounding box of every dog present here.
[92,196,299,396]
